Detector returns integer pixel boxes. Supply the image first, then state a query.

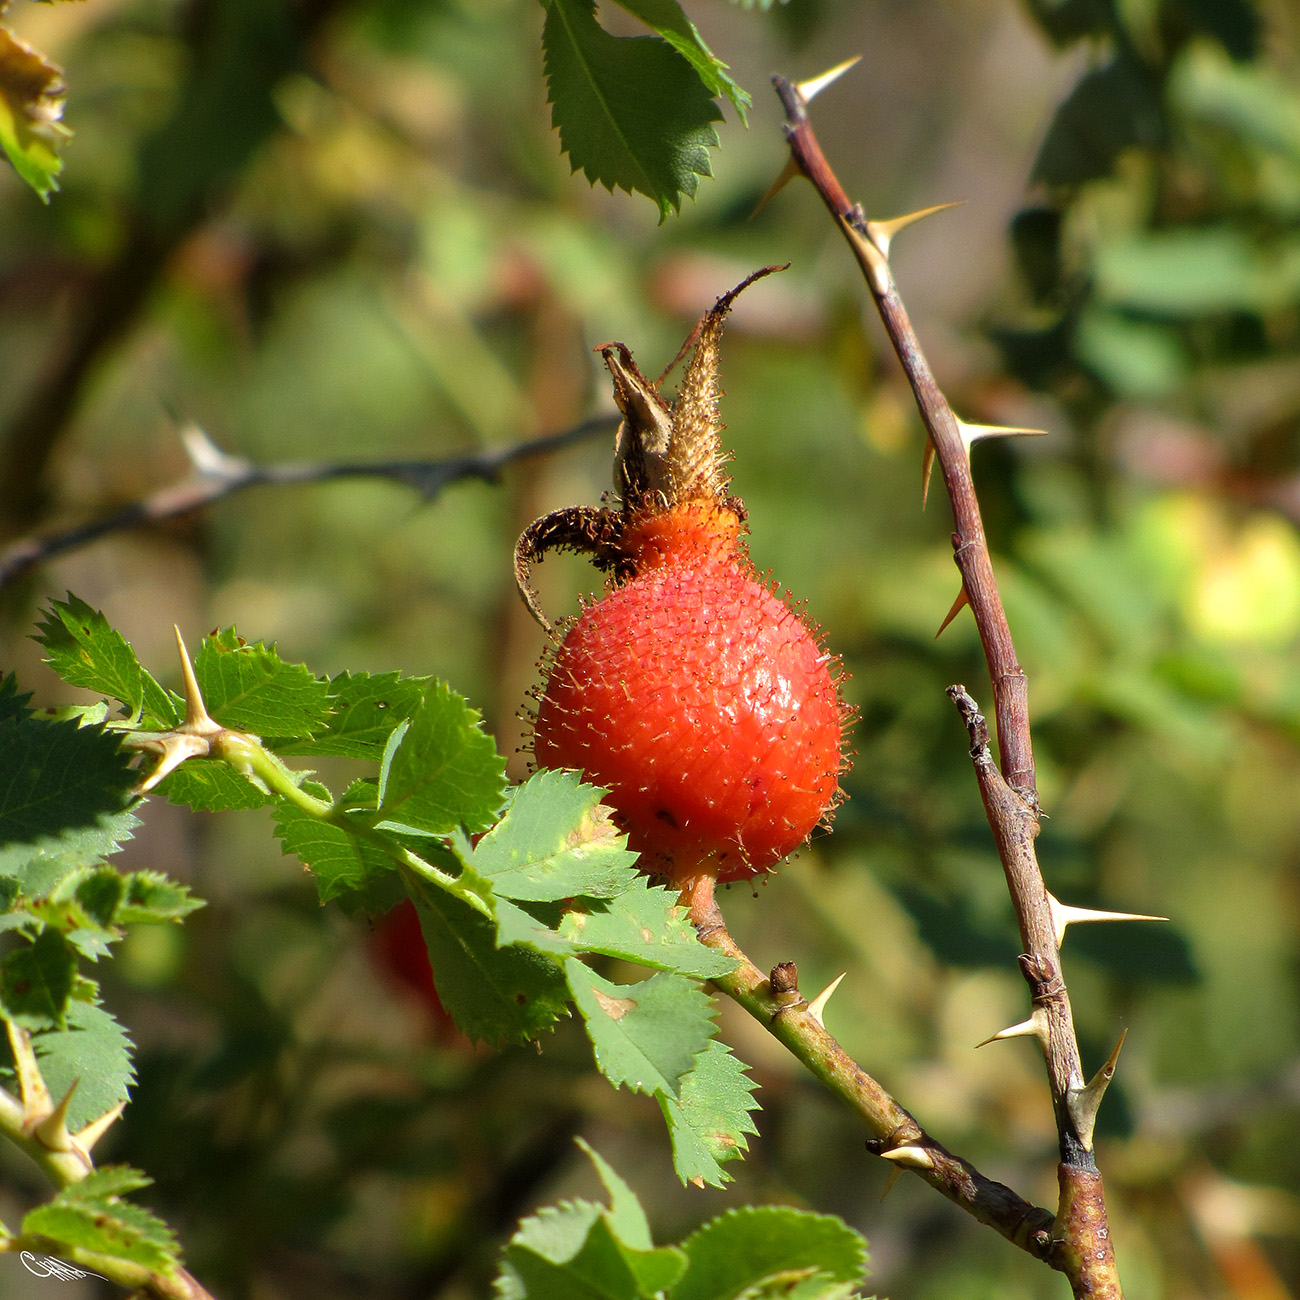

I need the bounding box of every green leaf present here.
[502,1209,686,1300]
[474,772,640,902]
[154,760,272,811]
[22,1166,179,1273]
[116,870,204,924]
[0,708,139,874]
[273,801,404,914]
[29,1000,135,1132]
[659,1039,759,1187]
[543,0,723,220]
[278,670,431,759]
[575,1137,653,1250]
[0,927,77,1028]
[35,595,145,719]
[407,873,569,1046]
[0,673,33,725]
[557,879,737,978]
[377,681,507,836]
[611,0,749,121]
[565,960,714,1098]
[0,24,71,202]
[670,1206,868,1300]
[194,627,333,736]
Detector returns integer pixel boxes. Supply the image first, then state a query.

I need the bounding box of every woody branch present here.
[771,69,1123,1298]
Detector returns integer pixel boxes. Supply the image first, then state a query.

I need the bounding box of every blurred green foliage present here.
[2,0,1300,1297]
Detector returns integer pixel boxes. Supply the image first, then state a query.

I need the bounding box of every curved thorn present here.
[837,214,891,297]
[976,1004,1050,1050]
[921,438,935,508]
[955,418,1048,458]
[866,200,965,259]
[936,587,969,639]
[878,1144,936,1171]
[806,972,846,1027]
[174,627,220,736]
[1047,892,1168,949]
[72,1100,126,1157]
[1067,1029,1128,1152]
[880,1165,904,1199]
[179,423,250,480]
[752,156,802,218]
[794,56,862,104]
[34,1079,79,1152]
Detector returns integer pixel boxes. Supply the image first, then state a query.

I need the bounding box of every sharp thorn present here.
[878,1144,936,1171]
[975,1005,1050,1050]
[1047,893,1168,949]
[72,1101,126,1157]
[806,973,846,1027]
[935,587,969,639]
[174,627,220,736]
[133,731,212,794]
[794,56,862,104]
[837,214,891,296]
[752,156,802,218]
[880,1165,903,1199]
[1067,1029,1128,1152]
[955,419,1048,458]
[921,438,935,508]
[34,1079,79,1152]
[866,200,964,259]
[179,423,249,480]
[6,1022,51,1121]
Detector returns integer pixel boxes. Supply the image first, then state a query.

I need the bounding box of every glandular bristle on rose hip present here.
[518,267,852,886]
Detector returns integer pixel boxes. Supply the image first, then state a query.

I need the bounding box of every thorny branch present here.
[0,417,616,589]
[682,71,1128,1300]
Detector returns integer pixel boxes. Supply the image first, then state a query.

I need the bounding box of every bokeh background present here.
[3,0,1300,1296]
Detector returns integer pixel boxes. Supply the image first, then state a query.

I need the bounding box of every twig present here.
[683,875,1056,1257]
[0,417,616,589]
[765,71,1123,1298]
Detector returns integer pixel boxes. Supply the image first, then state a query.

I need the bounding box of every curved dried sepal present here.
[752,155,802,218]
[935,586,969,639]
[1067,1029,1128,1151]
[806,972,846,1027]
[33,1078,79,1152]
[866,200,964,260]
[1048,892,1168,949]
[72,1100,125,1157]
[955,419,1048,458]
[975,1004,1050,1050]
[514,506,625,635]
[6,1022,50,1120]
[879,1143,936,1171]
[794,56,862,104]
[601,343,675,502]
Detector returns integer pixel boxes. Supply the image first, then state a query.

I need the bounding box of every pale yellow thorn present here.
[866,200,965,260]
[975,1004,1050,1050]
[879,1165,904,1200]
[878,1144,936,1171]
[751,155,802,219]
[806,972,846,1027]
[72,1101,126,1158]
[837,214,891,297]
[921,438,935,508]
[1067,1028,1128,1152]
[174,627,221,736]
[33,1079,78,1152]
[935,587,969,639]
[955,418,1048,458]
[794,56,862,104]
[1047,892,1168,949]
[179,423,250,480]
[6,1022,51,1121]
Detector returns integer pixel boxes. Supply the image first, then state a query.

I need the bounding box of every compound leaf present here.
[659,1039,759,1188]
[35,595,144,719]
[194,628,332,737]
[278,670,430,759]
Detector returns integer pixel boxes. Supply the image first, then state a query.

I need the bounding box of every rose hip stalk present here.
[518,268,851,892]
